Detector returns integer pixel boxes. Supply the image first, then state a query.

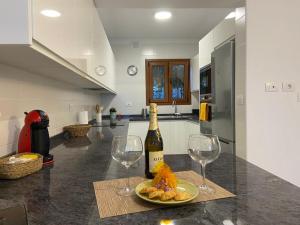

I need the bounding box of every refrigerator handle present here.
[211,55,216,104]
[219,139,230,144]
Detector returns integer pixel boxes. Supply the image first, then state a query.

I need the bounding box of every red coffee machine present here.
[18,110,53,164]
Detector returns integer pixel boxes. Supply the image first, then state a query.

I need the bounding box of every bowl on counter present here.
[63,124,92,137]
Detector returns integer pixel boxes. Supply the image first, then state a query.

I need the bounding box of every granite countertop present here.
[129,114,200,123]
[0,119,300,225]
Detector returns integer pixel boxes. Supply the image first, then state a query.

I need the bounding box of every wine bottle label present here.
[149,151,164,172]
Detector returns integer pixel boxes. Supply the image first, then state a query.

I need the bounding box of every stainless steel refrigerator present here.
[211,40,235,155]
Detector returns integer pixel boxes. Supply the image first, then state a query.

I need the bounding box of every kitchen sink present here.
[157,115,191,120]
[129,114,194,121]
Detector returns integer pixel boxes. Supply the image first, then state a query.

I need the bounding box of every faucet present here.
[172,100,181,117]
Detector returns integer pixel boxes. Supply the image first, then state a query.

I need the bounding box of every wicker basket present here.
[63,124,92,137]
[0,153,43,179]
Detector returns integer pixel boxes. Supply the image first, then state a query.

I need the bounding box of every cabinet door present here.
[32,0,116,91]
[199,32,214,69]
[32,0,93,73]
[88,8,116,89]
[161,121,186,155]
[128,122,148,145]
[158,121,171,154]
[191,54,199,91]
[212,18,235,48]
[184,121,201,150]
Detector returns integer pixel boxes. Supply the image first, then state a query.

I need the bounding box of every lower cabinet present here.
[128,121,200,155]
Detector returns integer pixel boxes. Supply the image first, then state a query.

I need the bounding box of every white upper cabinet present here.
[198,18,235,70]
[212,18,235,48]
[199,32,214,69]
[190,54,200,91]
[0,0,116,93]
[32,0,91,73]
[0,0,31,44]
[89,10,116,90]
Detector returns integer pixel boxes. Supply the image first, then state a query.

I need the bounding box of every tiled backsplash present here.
[0,63,101,156]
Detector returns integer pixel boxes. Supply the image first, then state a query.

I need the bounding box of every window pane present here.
[171,64,185,100]
[152,65,165,100]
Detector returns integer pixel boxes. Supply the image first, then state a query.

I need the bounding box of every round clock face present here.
[95,65,106,76]
[127,65,138,76]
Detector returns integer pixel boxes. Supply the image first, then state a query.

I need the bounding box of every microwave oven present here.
[200,64,211,96]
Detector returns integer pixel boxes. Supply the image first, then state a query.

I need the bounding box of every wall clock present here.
[95,65,106,76]
[127,65,138,76]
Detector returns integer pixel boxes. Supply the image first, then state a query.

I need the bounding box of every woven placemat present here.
[93,170,235,218]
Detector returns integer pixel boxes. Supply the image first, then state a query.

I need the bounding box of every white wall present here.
[246,0,300,187]
[101,39,198,115]
[0,63,101,157]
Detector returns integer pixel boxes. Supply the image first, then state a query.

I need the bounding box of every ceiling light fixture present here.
[40,9,61,18]
[225,12,236,20]
[142,49,156,56]
[154,11,172,21]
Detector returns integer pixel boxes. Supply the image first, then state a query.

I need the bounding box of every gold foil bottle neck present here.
[149,103,157,113]
[149,103,158,130]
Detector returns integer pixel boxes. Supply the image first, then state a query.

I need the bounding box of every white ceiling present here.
[97,8,233,40]
[95,0,244,40]
[94,0,244,8]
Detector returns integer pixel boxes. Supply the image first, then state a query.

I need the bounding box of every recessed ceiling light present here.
[225,12,236,20]
[83,50,94,56]
[154,11,172,21]
[40,9,61,18]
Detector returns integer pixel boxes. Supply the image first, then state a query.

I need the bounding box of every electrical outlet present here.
[265,82,278,92]
[282,82,295,92]
[297,93,300,102]
[69,104,73,112]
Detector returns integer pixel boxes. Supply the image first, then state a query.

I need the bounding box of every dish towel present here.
[199,103,208,121]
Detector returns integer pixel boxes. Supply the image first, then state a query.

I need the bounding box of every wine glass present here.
[188,134,221,194]
[111,135,143,196]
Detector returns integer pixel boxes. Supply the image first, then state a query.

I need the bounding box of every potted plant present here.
[109,107,117,124]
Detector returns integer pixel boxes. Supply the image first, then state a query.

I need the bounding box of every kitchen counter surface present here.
[0,119,300,225]
[129,114,200,123]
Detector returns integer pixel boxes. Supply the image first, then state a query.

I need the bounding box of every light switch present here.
[265,82,278,92]
[236,94,244,105]
[282,82,295,92]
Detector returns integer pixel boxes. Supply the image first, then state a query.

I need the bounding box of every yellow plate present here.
[19,154,39,160]
[135,179,199,205]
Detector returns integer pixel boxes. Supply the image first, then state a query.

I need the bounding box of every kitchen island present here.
[0,119,300,225]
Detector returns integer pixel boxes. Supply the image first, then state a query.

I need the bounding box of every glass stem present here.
[126,166,130,191]
[201,163,207,186]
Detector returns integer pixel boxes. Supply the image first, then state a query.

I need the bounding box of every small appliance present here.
[200,64,211,96]
[18,110,53,164]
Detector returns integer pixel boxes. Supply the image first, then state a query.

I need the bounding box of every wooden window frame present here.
[146,59,191,105]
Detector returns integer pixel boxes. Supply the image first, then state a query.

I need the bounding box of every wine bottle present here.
[145,103,164,179]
